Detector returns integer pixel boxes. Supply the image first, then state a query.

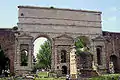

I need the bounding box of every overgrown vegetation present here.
[75,36,90,56]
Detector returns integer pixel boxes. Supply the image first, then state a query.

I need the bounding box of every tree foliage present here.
[75,36,90,55]
[36,40,51,69]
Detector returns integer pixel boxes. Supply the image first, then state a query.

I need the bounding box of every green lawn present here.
[0,72,66,80]
[35,72,66,80]
[35,78,65,80]
[89,74,120,80]
[1,73,120,80]
[37,72,49,78]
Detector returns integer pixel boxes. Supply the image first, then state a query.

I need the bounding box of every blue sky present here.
[0,0,118,32]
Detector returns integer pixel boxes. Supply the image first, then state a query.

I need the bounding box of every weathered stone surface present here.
[103,31,120,73]
[16,6,105,75]
[0,28,15,73]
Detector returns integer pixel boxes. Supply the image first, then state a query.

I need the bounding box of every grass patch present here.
[35,72,66,80]
[38,72,49,78]
[89,74,120,80]
[35,78,65,80]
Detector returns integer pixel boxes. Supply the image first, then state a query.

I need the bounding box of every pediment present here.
[54,34,73,40]
[92,36,105,41]
[18,32,32,38]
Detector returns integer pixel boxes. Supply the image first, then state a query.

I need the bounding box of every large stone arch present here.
[33,33,52,43]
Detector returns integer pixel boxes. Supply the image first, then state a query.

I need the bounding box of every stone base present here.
[80,69,100,78]
[15,70,31,76]
[98,69,107,74]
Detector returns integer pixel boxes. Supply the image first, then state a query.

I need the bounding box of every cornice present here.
[18,17,102,23]
[17,23,101,28]
[29,31,100,36]
[18,5,102,14]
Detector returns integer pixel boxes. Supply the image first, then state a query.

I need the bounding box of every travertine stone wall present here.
[16,6,105,74]
[92,36,106,73]
[14,33,33,75]
[103,31,120,73]
[18,6,102,36]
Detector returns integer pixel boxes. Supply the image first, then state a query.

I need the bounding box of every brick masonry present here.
[0,28,15,73]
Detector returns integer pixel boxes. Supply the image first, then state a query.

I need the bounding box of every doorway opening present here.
[61,50,67,63]
[0,46,10,75]
[110,55,118,73]
[62,66,67,74]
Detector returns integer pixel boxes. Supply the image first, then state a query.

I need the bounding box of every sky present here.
[0,0,119,32]
[34,37,47,57]
[0,0,118,56]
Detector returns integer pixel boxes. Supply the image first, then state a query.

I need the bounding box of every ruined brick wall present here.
[0,28,15,73]
[103,31,120,73]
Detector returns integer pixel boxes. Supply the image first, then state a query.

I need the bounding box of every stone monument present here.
[70,46,77,79]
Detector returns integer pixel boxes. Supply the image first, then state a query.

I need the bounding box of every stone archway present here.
[110,55,118,73]
[14,6,104,75]
[33,36,52,69]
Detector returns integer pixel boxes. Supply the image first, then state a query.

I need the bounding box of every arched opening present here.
[62,66,67,74]
[0,47,5,75]
[110,55,118,73]
[20,44,29,66]
[4,57,10,77]
[61,50,67,63]
[0,45,10,75]
[20,49,28,66]
[96,46,102,65]
[33,36,52,70]
[75,36,91,69]
[75,36,90,55]
[4,57,10,70]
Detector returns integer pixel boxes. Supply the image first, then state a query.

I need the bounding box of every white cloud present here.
[106,16,116,21]
[109,7,117,12]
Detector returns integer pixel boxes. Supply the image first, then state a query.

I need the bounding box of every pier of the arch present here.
[14,33,33,75]
[52,34,74,75]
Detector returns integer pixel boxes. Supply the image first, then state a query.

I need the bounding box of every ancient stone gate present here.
[14,6,106,75]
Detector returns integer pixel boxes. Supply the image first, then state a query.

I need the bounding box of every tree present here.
[75,36,93,69]
[75,36,90,55]
[36,40,51,69]
[0,46,5,75]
